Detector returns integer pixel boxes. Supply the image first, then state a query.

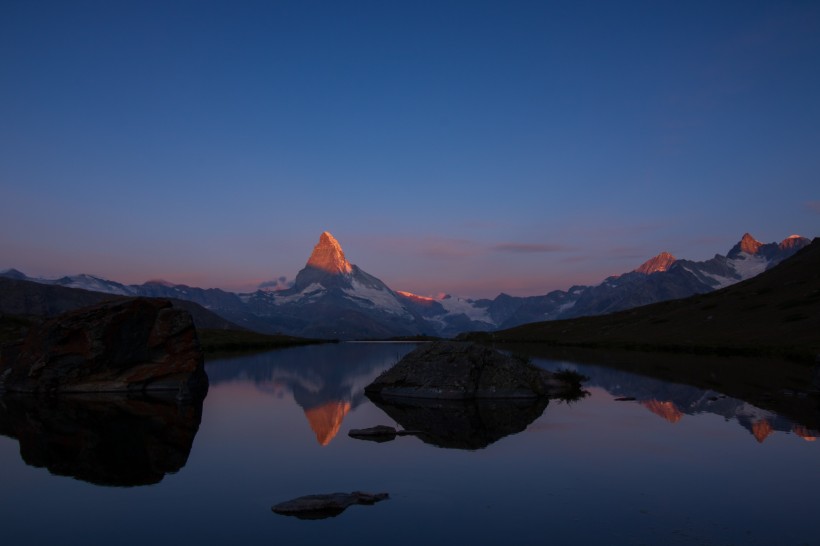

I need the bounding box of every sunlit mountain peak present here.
[634,252,677,275]
[306,231,353,275]
[738,233,764,255]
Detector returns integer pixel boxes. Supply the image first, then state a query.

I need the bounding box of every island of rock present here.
[364,341,578,399]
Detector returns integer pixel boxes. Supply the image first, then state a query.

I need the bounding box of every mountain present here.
[398,233,811,334]
[239,232,428,339]
[2,232,811,339]
[469,237,820,360]
[0,277,243,332]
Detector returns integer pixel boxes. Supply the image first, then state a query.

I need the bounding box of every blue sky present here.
[1,0,818,297]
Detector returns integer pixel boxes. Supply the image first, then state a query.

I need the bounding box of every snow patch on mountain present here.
[438,296,493,323]
[342,280,409,317]
[270,283,326,305]
[729,254,769,279]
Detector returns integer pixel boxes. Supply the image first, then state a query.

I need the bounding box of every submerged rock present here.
[0,298,207,394]
[364,341,570,399]
[272,491,389,519]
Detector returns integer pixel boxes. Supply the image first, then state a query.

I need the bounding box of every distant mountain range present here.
[0,232,811,340]
[476,236,820,360]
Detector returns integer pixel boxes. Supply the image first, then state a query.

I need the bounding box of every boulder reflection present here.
[0,393,203,487]
[367,395,552,450]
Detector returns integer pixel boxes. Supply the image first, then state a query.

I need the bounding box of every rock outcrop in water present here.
[0,298,207,394]
[364,341,573,399]
[272,491,389,519]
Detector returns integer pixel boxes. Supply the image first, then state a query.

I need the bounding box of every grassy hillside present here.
[464,238,820,361]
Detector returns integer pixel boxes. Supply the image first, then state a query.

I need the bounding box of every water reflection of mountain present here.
[205,343,416,445]
[533,359,819,443]
[0,393,203,486]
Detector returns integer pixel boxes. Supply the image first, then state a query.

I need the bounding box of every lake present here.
[1,342,818,545]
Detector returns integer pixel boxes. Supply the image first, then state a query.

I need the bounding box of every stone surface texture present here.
[365,341,567,399]
[0,298,207,394]
[272,491,389,519]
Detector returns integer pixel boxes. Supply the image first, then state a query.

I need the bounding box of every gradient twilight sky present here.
[1,1,818,298]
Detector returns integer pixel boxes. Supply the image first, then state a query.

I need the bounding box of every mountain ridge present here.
[1,232,812,339]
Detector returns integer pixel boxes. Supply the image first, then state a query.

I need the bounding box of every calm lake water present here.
[1,342,818,545]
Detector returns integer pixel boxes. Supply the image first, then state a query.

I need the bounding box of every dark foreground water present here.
[1,343,818,545]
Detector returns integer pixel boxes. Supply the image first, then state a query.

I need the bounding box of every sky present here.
[1,0,818,298]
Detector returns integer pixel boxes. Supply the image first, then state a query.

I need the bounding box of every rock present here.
[348,425,398,442]
[364,341,572,399]
[0,298,207,394]
[272,491,389,519]
[614,397,636,401]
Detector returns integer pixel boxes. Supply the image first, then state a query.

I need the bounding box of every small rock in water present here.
[272,491,389,520]
[614,397,636,402]
[348,425,398,442]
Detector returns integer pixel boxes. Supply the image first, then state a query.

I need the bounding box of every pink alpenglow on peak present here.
[738,233,764,255]
[634,252,677,274]
[306,232,353,275]
[780,234,808,250]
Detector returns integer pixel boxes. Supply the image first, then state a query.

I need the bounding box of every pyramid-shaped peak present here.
[739,233,763,254]
[634,251,676,274]
[306,231,352,275]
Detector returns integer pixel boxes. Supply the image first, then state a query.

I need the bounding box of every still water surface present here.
[1,342,818,545]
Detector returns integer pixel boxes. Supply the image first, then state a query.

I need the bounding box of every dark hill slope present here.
[468,238,820,360]
[0,277,242,331]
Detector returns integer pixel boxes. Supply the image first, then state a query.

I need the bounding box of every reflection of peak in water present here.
[793,426,817,442]
[641,399,683,424]
[752,420,774,443]
[0,393,203,487]
[533,358,820,444]
[205,343,417,446]
[303,401,352,446]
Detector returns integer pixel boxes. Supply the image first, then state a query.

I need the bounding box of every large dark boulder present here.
[364,341,570,399]
[0,298,207,394]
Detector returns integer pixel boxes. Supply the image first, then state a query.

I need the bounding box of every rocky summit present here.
[0,298,207,394]
[242,232,428,339]
[305,231,353,276]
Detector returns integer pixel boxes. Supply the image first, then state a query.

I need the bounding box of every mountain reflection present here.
[0,393,203,486]
[367,395,552,450]
[206,343,415,445]
[528,355,820,444]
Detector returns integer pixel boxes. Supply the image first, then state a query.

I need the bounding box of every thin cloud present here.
[491,243,574,254]
[258,276,293,291]
[805,201,820,214]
